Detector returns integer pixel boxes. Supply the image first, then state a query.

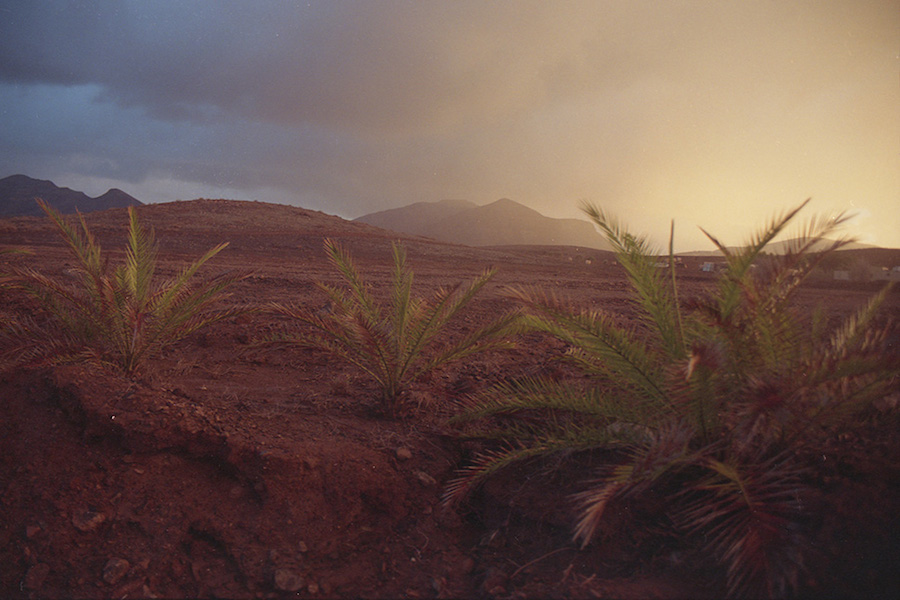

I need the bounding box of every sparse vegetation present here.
[445,199,898,598]
[0,199,250,373]
[264,238,520,417]
[1,198,897,598]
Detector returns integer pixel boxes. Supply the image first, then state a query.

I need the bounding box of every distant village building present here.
[700,261,726,273]
[653,258,684,269]
[834,265,900,282]
[870,266,900,282]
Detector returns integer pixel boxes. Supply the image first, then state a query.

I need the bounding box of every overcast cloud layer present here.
[1,1,897,250]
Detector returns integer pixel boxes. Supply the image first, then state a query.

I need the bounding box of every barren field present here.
[2,199,898,599]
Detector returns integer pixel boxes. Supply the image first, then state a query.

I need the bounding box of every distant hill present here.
[356,198,611,250]
[0,174,142,217]
[354,199,477,235]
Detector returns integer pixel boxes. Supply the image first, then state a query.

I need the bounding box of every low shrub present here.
[264,238,520,417]
[0,200,250,373]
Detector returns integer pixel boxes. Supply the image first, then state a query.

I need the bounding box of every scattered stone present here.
[24,563,50,590]
[460,556,476,574]
[112,577,144,597]
[103,558,130,585]
[482,566,508,595]
[170,560,184,577]
[274,568,304,592]
[415,470,437,486]
[395,447,413,461]
[431,576,447,594]
[72,510,106,532]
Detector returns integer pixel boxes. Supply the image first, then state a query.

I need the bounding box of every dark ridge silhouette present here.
[356,197,611,250]
[0,174,142,217]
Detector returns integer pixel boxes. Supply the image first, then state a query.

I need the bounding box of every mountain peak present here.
[356,198,610,250]
[0,174,142,217]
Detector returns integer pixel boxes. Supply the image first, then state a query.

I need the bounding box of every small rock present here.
[415,470,437,486]
[307,582,319,594]
[274,568,304,592]
[460,556,476,574]
[25,524,41,538]
[228,485,243,499]
[396,447,413,461]
[298,541,308,553]
[103,558,130,585]
[72,510,106,532]
[482,566,508,593]
[112,578,144,598]
[24,563,50,590]
[431,576,447,594]
[170,560,184,577]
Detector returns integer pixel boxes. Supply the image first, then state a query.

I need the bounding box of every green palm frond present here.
[323,237,382,321]
[442,443,552,508]
[581,201,684,358]
[827,282,893,356]
[451,377,666,446]
[507,285,671,408]
[675,452,807,599]
[701,199,809,321]
[573,422,693,545]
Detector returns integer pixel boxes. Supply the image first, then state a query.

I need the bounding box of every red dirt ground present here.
[1,199,898,599]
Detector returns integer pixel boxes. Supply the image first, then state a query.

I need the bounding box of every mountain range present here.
[356,198,611,250]
[0,174,142,217]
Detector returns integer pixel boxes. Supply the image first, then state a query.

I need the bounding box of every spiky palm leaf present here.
[265,238,519,416]
[0,200,250,373]
[674,452,807,599]
[581,202,685,357]
[506,285,673,408]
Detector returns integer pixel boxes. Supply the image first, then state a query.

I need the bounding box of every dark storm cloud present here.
[1,2,613,129]
[0,1,897,249]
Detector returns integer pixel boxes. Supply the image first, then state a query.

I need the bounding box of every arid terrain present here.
[1,199,898,599]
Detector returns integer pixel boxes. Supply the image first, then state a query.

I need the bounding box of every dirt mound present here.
[2,198,898,598]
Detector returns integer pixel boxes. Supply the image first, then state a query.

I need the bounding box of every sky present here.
[1,1,897,251]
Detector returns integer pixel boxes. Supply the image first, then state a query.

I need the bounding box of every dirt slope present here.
[1,199,898,599]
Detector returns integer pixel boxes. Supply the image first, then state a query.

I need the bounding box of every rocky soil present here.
[1,199,898,599]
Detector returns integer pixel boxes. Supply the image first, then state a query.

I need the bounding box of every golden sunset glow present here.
[0,1,897,251]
